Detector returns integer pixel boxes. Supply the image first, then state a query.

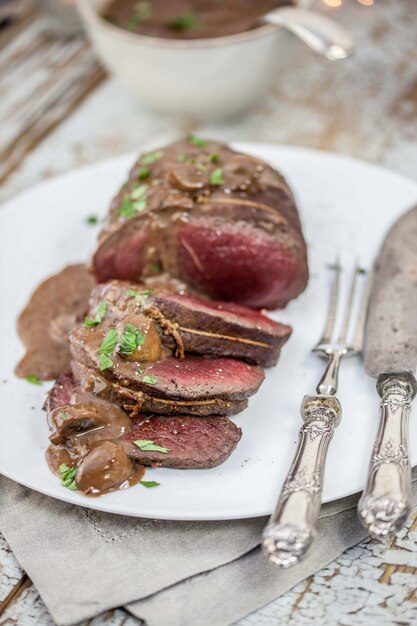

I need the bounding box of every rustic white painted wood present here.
[1,0,417,624]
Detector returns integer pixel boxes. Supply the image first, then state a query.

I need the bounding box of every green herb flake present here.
[60,410,68,421]
[99,329,119,355]
[140,480,160,488]
[86,215,98,225]
[208,153,219,163]
[142,150,163,165]
[85,300,107,327]
[119,323,145,356]
[149,262,161,273]
[99,354,114,371]
[196,163,208,172]
[142,374,157,385]
[134,440,169,454]
[137,167,151,180]
[187,133,208,148]
[178,152,189,163]
[125,0,151,29]
[127,289,153,306]
[26,374,42,386]
[210,168,224,186]
[168,13,200,31]
[59,463,78,491]
[130,184,148,200]
[118,196,136,219]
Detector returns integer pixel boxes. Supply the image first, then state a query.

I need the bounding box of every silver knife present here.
[358,205,417,538]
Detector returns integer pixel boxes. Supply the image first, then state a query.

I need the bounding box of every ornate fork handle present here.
[262,395,342,567]
[357,375,415,538]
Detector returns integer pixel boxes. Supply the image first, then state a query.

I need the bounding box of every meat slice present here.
[45,371,76,413]
[69,324,264,414]
[87,282,292,366]
[120,414,242,469]
[92,138,308,310]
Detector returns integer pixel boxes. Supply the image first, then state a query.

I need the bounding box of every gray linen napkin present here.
[1,472,416,626]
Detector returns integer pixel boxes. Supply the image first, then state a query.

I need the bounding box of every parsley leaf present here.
[140,480,160,488]
[168,13,200,31]
[60,410,68,421]
[26,374,42,385]
[210,168,224,186]
[137,166,151,180]
[99,354,114,371]
[126,289,152,305]
[86,215,98,225]
[98,329,119,370]
[59,463,78,490]
[119,323,145,356]
[118,196,137,219]
[142,374,157,385]
[134,440,169,454]
[196,163,208,172]
[187,133,208,148]
[99,329,119,355]
[118,184,148,218]
[149,262,161,273]
[85,300,107,327]
[178,152,190,163]
[142,150,163,165]
[125,0,151,29]
[208,153,219,163]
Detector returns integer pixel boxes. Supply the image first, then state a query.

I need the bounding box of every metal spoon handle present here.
[263,7,354,60]
[262,394,342,567]
[358,375,414,538]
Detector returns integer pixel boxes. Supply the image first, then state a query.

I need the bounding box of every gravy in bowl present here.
[102,0,292,39]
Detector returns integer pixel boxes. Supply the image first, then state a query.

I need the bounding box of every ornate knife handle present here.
[262,394,342,567]
[358,375,416,538]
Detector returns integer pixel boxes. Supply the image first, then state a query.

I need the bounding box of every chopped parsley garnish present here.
[149,262,161,273]
[118,184,148,218]
[142,150,163,165]
[60,410,68,421]
[86,215,98,225]
[140,480,160,488]
[196,163,208,172]
[134,440,169,454]
[126,289,152,305]
[168,13,200,31]
[209,153,219,163]
[85,300,107,327]
[59,464,78,491]
[187,133,208,148]
[119,323,145,356]
[98,329,119,370]
[142,374,157,385]
[26,374,42,385]
[178,152,190,163]
[125,0,152,30]
[137,166,151,180]
[210,167,224,186]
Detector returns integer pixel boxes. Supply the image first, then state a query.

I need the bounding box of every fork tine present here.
[316,259,341,346]
[351,268,372,352]
[337,263,361,344]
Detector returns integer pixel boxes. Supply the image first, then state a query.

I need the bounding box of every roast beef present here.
[46,374,242,469]
[88,281,292,366]
[120,415,241,469]
[92,138,308,309]
[69,324,265,417]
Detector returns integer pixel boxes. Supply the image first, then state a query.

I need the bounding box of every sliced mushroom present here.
[76,440,135,495]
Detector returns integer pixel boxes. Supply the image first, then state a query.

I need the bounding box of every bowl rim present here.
[78,0,313,49]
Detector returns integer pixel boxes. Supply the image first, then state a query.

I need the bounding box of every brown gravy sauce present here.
[15,264,94,381]
[102,0,292,39]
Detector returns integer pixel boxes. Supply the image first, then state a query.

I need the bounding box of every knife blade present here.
[358,205,417,538]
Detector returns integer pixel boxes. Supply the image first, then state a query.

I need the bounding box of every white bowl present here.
[78,0,312,119]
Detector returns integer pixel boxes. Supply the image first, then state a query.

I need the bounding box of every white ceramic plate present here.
[1,144,417,521]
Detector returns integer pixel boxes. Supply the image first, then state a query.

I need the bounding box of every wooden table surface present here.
[1,1,417,624]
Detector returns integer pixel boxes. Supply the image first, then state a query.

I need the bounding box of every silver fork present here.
[262,263,370,567]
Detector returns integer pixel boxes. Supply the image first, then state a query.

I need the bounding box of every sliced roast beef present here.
[92,138,308,309]
[87,281,291,366]
[46,376,242,470]
[119,414,242,469]
[69,324,264,416]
